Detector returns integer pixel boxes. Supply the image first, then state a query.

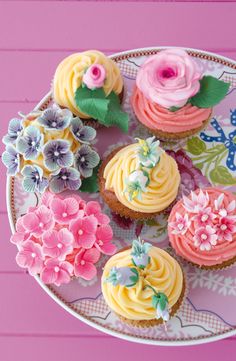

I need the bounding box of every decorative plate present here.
[6,47,236,345]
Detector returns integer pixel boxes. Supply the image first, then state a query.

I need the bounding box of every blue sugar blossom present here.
[16,125,44,160]
[131,239,152,269]
[105,267,139,287]
[152,292,169,322]
[43,140,74,172]
[2,118,23,145]
[21,165,48,193]
[37,105,72,131]
[2,145,20,176]
[74,145,100,178]
[124,170,149,201]
[71,117,96,144]
[49,167,81,193]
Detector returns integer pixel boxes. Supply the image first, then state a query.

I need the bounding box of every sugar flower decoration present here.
[21,165,49,193]
[136,137,162,168]
[183,189,209,213]
[131,238,152,268]
[74,144,100,178]
[124,170,149,201]
[16,125,44,160]
[105,266,139,287]
[83,64,106,90]
[2,106,100,194]
[37,104,72,130]
[12,193,116,285]
[2,145,20,176]
[169,212,191,235]
[193,225,217,251]
[49,167,81,193]
[214,193,236,217]
[2,118,23,145]
[152,291,170,322]
[216,217,236,242]
[71,117,96,144]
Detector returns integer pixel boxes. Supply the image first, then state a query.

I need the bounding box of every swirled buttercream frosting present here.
[132,86,212,133]
[103,139,180,213]
[53,50,123,117]
[168,187,236,267]
[102,246,183,320]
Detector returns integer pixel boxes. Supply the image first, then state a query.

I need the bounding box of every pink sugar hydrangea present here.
[216,216,236,242]
[22,205,55,237]
[10,217,31,247]
[40,191,55,208]
[16,240,44,275]
[183,189,209,213]
[74,248,100,280]
[95,225,116,255]
[50,197,82,224]
[42,228,74,260]
[69,215,98,248]
[85,201,110,225]
[169,212,191,235]
[41,258,73,286]
[193,225,218,251]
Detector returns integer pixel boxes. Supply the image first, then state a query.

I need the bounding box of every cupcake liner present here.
[98,146,179,221]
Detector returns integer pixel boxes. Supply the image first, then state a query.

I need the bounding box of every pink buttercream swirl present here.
[83,64,106,89]
[136,48,202,108]
[168,188,236,267]
[132,86,212,133]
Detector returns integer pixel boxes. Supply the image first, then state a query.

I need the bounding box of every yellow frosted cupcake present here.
[99,137,181,220]
[102,239,185,327]
[53,50,128,132]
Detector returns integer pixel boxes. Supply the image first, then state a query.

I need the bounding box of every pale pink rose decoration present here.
[169,212,190,235]
[83,64,106,89]
[136,48,202,108]
[12,192,116,285]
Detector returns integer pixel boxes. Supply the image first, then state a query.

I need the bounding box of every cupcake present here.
[102,238,185,327]
[168,187,236,269]
[53,50,129,132]
[132,48,229,140]
[2,104,100,194]
[99,136,180,220]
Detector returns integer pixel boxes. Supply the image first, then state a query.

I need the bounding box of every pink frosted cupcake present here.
[132,49,229,140]
[168,187,236,269]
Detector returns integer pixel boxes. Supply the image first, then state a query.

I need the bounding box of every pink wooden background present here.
[1,1,236,360]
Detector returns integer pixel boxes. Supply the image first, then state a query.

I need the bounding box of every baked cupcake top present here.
[102,239,183,321]
[168,187,236,267]
[132,48,229,133]
[53,50,128,132]
[103,137,180,213]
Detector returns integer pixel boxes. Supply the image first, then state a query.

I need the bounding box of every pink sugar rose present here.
[42,228,74,260]
[169,212,191,235]
[193,225,218,251]
[69,215,98,249]
[50,197,82,224]
[83,64,106,90]
[136,48,202,108]
[22,205,55,237]
[216,216,236,242]
[95,224,116,255]
[74,248,100,280]
[41,258,73,286]
[85,201,110,225]
[16,240,44,275]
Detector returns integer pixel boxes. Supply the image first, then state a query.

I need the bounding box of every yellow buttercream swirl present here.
[53,50,123,118]
[103,143,180,213]
[102,247,183,320]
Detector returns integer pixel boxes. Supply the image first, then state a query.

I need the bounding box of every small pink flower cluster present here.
[169,190,236,251]
[11,192,116,286]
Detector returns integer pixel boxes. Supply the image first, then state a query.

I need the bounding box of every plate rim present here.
[6,46,236,346]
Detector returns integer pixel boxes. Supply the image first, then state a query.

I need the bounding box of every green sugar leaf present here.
[99,92,129,133]
[75,87,109,121]
[189,76,230,108]
[169,106,181,112]
[210,165,236,185]
[79,162,101,193]
[152,295,159,309]
[187,136,206,155]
